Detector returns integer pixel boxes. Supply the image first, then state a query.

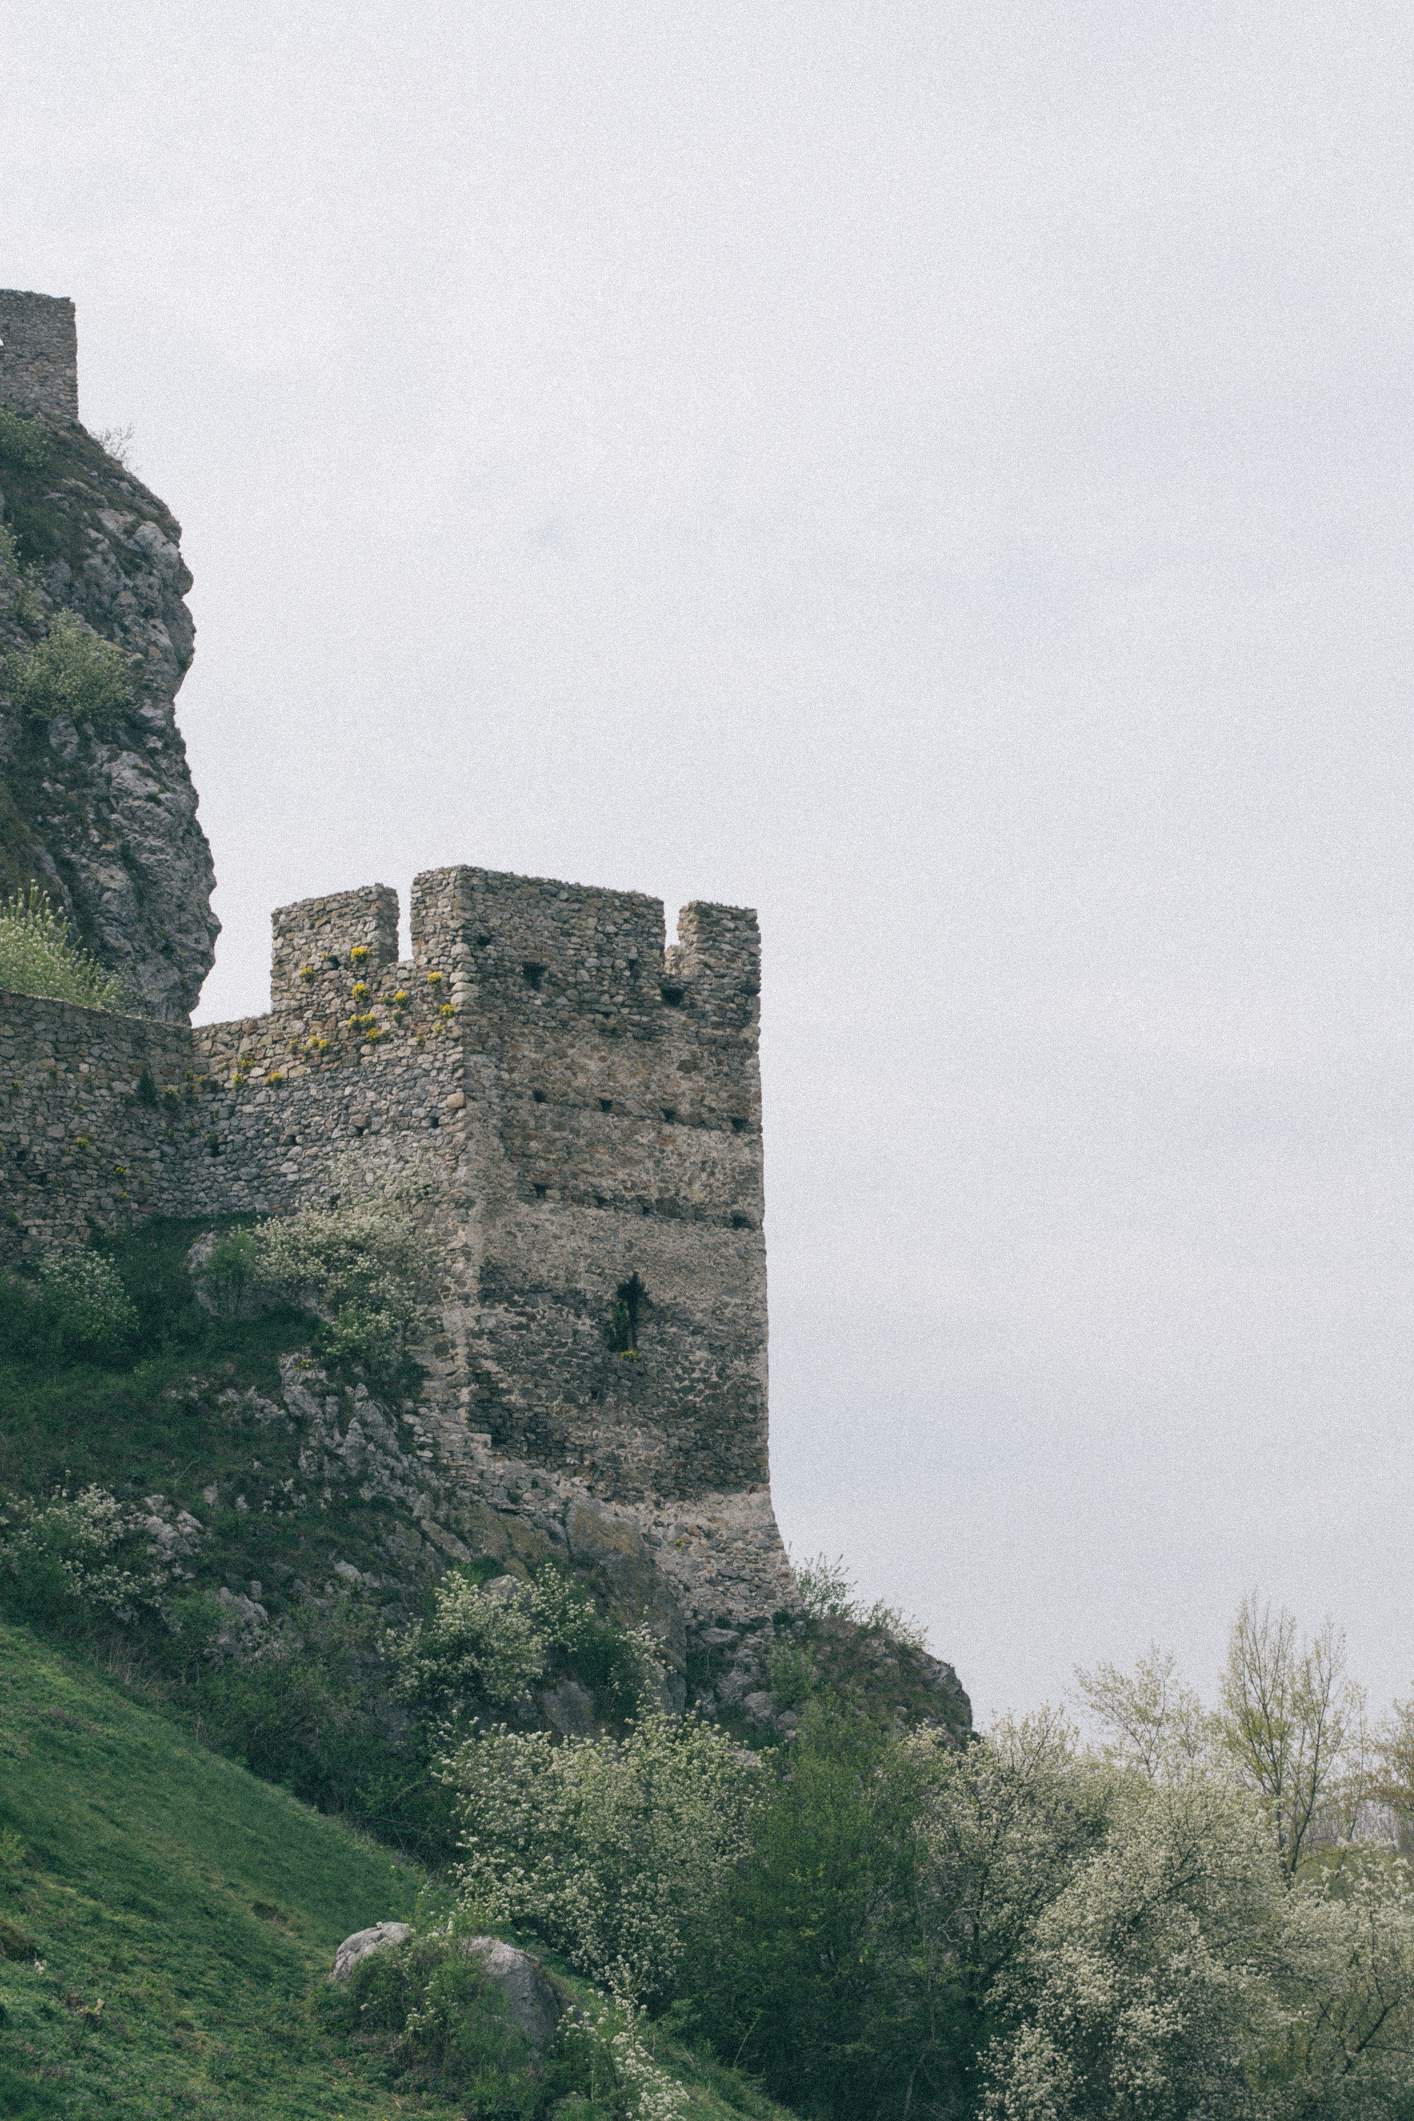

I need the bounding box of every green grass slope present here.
[0,1612,432,2119]
[0,1616,795,2121]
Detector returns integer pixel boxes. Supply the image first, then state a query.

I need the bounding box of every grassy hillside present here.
[0,1612,434,2119]
[0,1615,795,2121]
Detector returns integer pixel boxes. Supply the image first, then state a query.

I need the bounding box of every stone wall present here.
[0,862,795,1629]
[0,291,78,422]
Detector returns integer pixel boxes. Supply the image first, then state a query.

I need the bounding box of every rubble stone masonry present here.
[0,864,795,1627]
[0,290,79,422]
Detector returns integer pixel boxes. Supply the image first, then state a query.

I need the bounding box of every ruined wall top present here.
[0,289,78,422]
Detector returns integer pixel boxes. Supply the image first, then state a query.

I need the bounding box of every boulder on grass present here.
[328,1923,561,2049]
[329,1920,411,1981]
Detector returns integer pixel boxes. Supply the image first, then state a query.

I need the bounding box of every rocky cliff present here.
[0,290,216,1021]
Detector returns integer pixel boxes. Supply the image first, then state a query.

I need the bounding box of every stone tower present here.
[0,290,79,422]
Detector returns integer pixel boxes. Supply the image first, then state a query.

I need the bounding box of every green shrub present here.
[326,1927,538,2115]
[3,609,132,731]
[793,1548,927,1650]
[230,1199,434,1373]
[0,1247,140,1364]
[191,1227,261,1320]
[0,1483,177,1628]
[447,1710,764,2004]
[0,886,134,1011]
[0,409,49,472]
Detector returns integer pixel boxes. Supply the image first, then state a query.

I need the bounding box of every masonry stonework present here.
[0,291,79,422]
[0,863,794,1629]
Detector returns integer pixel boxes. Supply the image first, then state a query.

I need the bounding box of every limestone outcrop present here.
[0,289,217,1021]
[330,1924,563,2049]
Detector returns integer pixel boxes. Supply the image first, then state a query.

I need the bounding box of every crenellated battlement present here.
[0,289,79,422]
[406,865,761,1041]
[270,884,400,1012]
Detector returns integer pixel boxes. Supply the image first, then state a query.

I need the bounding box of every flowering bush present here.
[0,886,134,1012]
[194,1196,433,1372]
[36,1248,139,1359]
[0,1247,139,1362]
[389,1575,547,1716]
[0,1485,181,1626]
[446,1709,763,2001]
[390,1566,665,1731]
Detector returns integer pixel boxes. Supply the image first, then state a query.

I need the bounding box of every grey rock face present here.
[0,315,218,1021]
[329,1921,412,1982]
[540,1677,596,1739]
[465,1937,562,2050]
[329,1925,562,2050]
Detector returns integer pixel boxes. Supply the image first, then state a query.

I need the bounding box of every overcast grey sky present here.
[6,2,1412,1726]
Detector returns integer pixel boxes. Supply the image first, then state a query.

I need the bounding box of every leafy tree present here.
[1219,1593,1366,1877]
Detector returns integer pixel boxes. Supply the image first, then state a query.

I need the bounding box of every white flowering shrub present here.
[388,1566,668,1731]
[0,1485,179,1626]
[1,1247,140,1362]
[36,1248,139,1359]
[446,1710,763,2001]
[198,1199,434,1369]
[389,1575,547,1716]
[980,1774,1280,2120]
[0,887,133,1012]
[603,1991,689,2121]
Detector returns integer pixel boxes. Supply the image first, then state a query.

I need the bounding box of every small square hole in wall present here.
[533,1183,548,1198]
[522,961,545,990]
[600,1098,613,1112]
[730,1116,747,1134]
[532,1089,546,1104]
[731,1212,751,1229]
[428,1115,440,1128]
[662,1107,677,1122]
[660,984,683,1007]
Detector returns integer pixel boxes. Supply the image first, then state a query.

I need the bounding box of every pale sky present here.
[5,2,1412,1726]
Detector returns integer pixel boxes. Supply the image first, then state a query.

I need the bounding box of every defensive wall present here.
[0,863,794,1627]
[0,290,79,423]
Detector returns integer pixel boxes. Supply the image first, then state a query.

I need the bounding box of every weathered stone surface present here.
[329,1925,562,2050]
[465,1936,561,2050]
[0,291,217,1020]
[540,1677,596,1738]
[329,1921,411,1982]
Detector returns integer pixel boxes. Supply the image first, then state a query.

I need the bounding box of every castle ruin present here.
[0,292,794,1633]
